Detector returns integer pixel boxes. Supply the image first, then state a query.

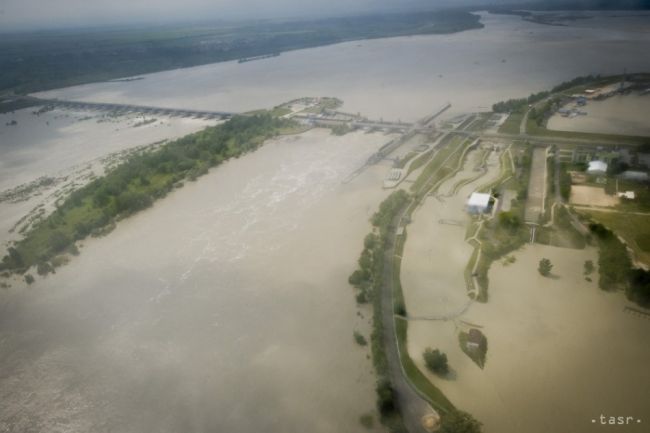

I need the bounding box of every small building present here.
[467,192,492,214]
[587,160,608,174]
[466,329,485,351]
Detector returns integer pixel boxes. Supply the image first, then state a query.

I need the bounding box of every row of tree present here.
[491,74,603,113]
[1,114,295,273]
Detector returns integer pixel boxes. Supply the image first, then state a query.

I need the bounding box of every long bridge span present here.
[22,96,235,120]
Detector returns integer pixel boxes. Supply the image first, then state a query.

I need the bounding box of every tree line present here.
[1,113,296,274]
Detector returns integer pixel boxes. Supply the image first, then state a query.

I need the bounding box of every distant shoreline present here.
[1,10,483,95]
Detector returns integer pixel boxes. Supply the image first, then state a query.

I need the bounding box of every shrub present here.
[440,410,482,433]
[538,258,553,276]
[423,348,449,375]
[375,379,396,416]
[354,331,368,346]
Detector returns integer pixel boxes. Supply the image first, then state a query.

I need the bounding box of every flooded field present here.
[35,13,650,122]
[422,244,649,433]
[401,146,501,319]
[548,93,650,136]
[0,129,393,433]
[402,142,649,433]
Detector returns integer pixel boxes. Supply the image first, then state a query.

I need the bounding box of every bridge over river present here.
[21,96,235,120]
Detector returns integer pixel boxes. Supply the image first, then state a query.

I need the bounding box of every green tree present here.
[353,331,368,346]
[375,379,396,416]
[538,258,553,277]
[584,260,594,276]
[48,231,72,254]
[423,348,449,375]
[498,211,520,230]
[440,410,482,433]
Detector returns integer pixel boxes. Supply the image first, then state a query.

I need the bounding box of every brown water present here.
[0,129,392,433]
[35,13,650,122]
[547,93,650,136]
[2,11,650,433]
[408,245,650,433]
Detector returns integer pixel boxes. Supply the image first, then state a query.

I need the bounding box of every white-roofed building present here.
[467,192,492,214]
[587,160,608,174]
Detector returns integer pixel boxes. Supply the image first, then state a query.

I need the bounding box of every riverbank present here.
[0,113,300,275]
[0,127,395,433]
[1,10,483,95]
[33,13,650,123]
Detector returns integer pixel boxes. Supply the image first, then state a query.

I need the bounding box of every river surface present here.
[35,13,650,122]
[0,129,392,432]
[2,10,650,433]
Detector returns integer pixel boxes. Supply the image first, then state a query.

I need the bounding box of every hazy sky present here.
[0,0,429,29]
[0,0,509,30]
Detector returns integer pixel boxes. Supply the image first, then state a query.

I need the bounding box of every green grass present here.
[497,112,523,134]
[410,134,469,196]
[405,149,434,177]
[395,319,455,413]
[457,115,476,130]
[636,234,650,252]
[579,210,650,267]
[477,145,514,193]
[466,113,492,132]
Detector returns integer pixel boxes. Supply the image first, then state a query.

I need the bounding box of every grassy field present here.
[395,319,455,413]
[409,134,471,197]
[497,111,523,134]
[390,232,455,413]
[577,210,650,267]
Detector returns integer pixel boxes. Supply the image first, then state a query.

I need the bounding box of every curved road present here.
[380,207,439,433]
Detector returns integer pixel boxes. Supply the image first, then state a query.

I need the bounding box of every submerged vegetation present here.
[348,190,410,431]
[1,113,298,274]
[587,222,650,307]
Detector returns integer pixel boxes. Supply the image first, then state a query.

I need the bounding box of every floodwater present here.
[409,245,650,433]
[402,143,649,433]
[0,129,392,432]
[35,13,650,122]
[2,10,650,433]
[401,145,502,318]
[547,93,650,136]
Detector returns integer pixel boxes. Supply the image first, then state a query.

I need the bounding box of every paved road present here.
[381,208,437,433]
[524,147,548,223]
